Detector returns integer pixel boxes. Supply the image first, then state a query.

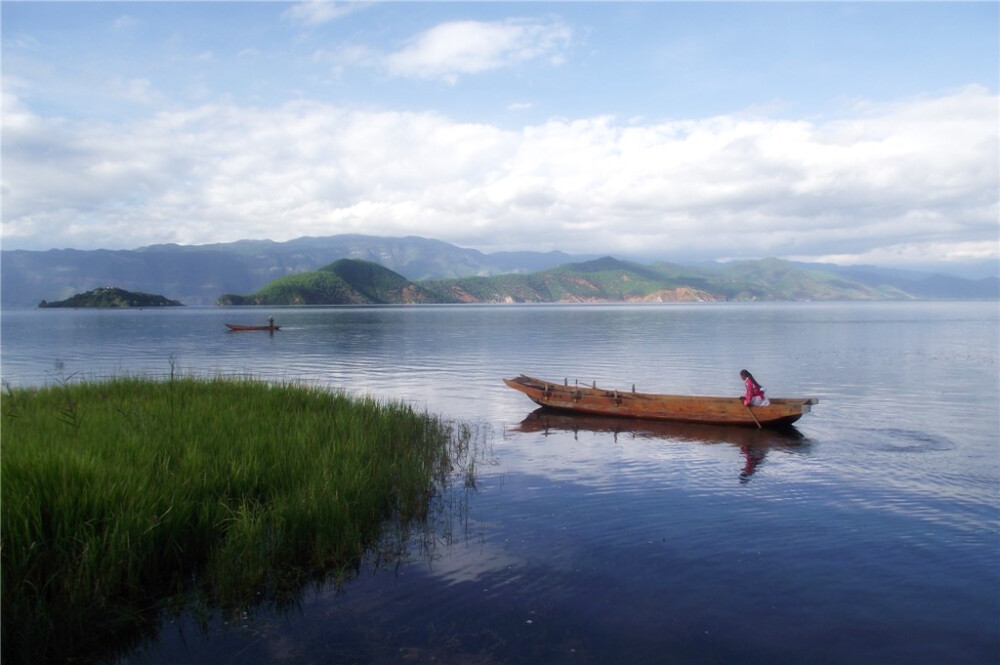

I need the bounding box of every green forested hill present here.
[217,259,437,305]
[38,287,183,308]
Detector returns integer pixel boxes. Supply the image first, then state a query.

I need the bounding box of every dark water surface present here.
[3,302,998,664]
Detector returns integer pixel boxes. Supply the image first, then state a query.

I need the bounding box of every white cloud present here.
[7,33,42,51]
[313,43,380,77]
[2,87,997,271]
[383,19,573,83]
[792,240,1000,269]
[110,77,163,105]
[112,14,142,32]
[283,1,367,27]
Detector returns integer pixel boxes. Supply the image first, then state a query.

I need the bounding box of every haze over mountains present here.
[2,235,997,307]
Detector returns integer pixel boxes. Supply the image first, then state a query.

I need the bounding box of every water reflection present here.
[511,408,808,482]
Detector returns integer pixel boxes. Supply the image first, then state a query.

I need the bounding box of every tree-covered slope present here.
[38,287,183,308]
[217,259,436,305]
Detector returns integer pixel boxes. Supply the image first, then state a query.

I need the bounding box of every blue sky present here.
[3,2,998,275]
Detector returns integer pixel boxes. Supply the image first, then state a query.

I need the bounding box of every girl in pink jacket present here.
[740,369,770,406]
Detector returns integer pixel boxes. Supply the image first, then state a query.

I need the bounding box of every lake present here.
[2,302,998,664]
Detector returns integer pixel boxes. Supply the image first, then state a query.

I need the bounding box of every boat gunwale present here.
[506,375,817,405]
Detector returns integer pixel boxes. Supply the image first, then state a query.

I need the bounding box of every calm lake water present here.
[2,302,998,664]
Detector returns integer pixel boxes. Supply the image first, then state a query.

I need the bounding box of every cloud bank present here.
[3,81,997,269]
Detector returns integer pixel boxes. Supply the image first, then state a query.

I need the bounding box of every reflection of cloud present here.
[419,521,523,586]
[3,86,996,270]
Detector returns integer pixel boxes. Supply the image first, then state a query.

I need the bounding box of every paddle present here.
[744,402,762,429]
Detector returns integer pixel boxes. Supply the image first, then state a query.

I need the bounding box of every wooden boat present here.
[503,375,817,429]
[225,323,280,331]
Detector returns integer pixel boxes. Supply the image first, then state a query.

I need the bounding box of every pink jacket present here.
[742,377,766,405]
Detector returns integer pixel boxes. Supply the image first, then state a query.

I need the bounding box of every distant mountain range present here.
[3,234,997,307]
[217,256,1000,305]
[2,235,578,307]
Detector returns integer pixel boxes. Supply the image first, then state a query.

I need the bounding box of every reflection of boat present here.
[513,409,807,482]
[225,324,280,331]
[512,408,806,447]
[503,375,817,429]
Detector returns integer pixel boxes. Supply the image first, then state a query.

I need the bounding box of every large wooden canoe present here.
[503,375,817,429]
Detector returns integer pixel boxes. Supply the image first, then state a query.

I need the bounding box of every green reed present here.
[1,376,471,663]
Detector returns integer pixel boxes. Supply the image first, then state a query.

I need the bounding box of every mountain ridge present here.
[2,234,996,307]
[215,255,998,306]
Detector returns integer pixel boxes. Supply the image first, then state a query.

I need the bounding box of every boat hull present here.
[225,324,280,331]
[503,375,817,428]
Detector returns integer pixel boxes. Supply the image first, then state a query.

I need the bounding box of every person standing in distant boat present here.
[740,369,770,406]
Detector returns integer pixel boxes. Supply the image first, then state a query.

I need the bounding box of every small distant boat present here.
[503,375,817,429]
[225,323,280,332]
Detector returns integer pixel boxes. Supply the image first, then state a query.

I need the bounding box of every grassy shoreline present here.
[2,376,474,663]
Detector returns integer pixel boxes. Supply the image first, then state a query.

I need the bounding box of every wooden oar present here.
[745,403,762,429]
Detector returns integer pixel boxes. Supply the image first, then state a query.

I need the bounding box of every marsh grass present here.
[1,376,477,664]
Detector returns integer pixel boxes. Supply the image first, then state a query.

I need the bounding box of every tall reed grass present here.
[2,376,474,664]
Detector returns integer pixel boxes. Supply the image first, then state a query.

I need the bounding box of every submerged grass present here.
[1,376,472,664]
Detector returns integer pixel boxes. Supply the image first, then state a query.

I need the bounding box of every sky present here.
[2,1,998,276]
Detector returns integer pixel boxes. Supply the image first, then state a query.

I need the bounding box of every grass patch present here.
[1,376,477,664]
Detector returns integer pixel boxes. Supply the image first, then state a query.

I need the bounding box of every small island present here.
[39,286,184,308]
